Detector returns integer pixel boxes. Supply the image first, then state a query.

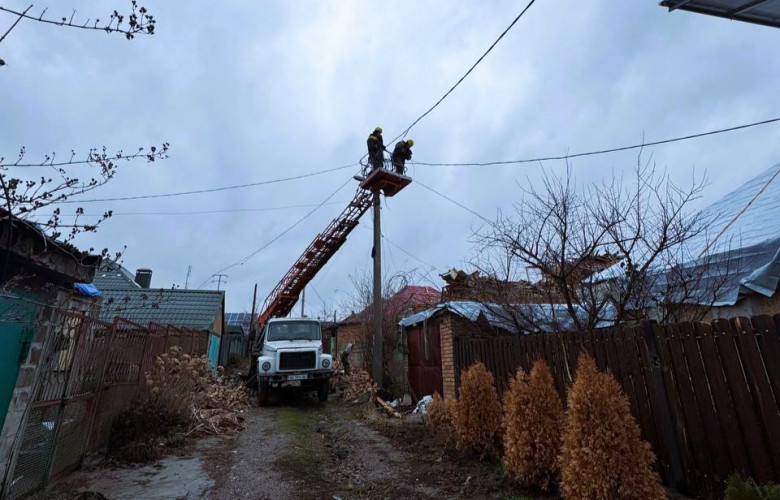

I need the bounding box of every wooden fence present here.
[453,315,780,497]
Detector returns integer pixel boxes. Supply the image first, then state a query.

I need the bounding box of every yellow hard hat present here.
[406,139,414,147]
[375,126,383,134]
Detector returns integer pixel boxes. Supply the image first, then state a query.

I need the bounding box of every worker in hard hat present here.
[367,127,385,171]
[391,139,413,174]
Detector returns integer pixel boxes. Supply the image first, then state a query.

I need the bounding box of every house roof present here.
[594,163,780,306]
[0,210,101,284]
[98,287,225,331]
[93,261,141,290]
[338,285,441,325]
[660,0,780,29]
[399,300,615,333]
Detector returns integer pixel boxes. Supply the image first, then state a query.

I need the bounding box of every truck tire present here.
[317,380,329,403]
[258,381,271,406]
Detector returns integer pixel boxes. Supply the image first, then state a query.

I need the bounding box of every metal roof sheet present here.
[660,0,780,29]
[98,288,224,330]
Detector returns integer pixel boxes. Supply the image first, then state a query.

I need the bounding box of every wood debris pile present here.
[146,346,253,437]
[331,359,376,401]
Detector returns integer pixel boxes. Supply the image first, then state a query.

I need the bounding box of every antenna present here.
[211,273,228,291]
[185,265,192,289]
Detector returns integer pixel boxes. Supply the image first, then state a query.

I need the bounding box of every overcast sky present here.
[2,1,779,316]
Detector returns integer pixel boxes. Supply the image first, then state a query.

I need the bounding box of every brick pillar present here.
[439,313,456,399]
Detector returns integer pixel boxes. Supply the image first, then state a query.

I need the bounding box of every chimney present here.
[135,268,153,288]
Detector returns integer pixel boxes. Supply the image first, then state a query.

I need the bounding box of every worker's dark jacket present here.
[367,133,384,156]
[391,142,412,166]
[367,133,385,169]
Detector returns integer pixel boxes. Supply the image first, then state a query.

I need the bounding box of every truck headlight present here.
[262,362,271,371]
[322,359,331,368]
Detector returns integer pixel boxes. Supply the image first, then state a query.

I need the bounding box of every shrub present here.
[559,354,666,500]
[454,361,503,460]
[427,392,457,445]
[725,475,780,500]
[502,360,563,491]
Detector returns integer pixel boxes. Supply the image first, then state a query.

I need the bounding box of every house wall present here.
[708,294,780,319]
[337,322,367,369]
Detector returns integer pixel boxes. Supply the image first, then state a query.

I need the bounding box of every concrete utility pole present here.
[372,191,382,385]
[249,283,258,353]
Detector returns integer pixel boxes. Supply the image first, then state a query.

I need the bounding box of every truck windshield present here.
[267,321,321,341]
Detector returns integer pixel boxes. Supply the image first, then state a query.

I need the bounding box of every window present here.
[267,321,321,341]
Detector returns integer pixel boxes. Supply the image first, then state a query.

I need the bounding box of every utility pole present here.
[214,273,228,291]
[372,191,382,385]
[249,283,258,353]
[185,265,192,289]
[300,287,306,317]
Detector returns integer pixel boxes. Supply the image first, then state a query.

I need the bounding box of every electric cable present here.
[411,116,780,167]
[59,163,358,204]
[414,179,493,224]
[198,176,354,287]
[27,201,349,217]
[389,0,538,144]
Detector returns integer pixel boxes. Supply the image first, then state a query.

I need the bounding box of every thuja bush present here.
[502,360,563,491]
[560,354,666,500]
[725,475,780,500]
[427,392,457,445]
[454,361,502,460]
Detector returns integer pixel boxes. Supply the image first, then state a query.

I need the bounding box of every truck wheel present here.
[258,381,270,406]
[317,380,329,403]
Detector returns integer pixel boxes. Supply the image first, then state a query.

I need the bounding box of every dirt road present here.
[49,397,531,500]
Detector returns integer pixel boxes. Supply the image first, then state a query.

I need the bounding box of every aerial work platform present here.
[359,165,412,197]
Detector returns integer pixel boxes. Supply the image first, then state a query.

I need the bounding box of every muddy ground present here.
[46,394,541,500]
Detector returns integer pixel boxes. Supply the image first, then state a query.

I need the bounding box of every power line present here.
[60,163,358,204]
[391,0,538,143]
[382,233,439,272]
[199,176,355,286]
[411,116,780,167]
[414,179,492,224]
[27,201,349,217]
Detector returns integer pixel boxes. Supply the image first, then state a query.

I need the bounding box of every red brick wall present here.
[440,314,456,398]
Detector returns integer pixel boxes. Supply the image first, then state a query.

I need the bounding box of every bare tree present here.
[342,267,437,391]
[473,157,732,332]
[0,0,156,65]
[0,2,166,298]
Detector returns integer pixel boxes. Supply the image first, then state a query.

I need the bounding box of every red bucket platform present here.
[359,167,412,197]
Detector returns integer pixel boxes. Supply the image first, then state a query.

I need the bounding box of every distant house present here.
[93,262,226,369]
[337,285,441,370]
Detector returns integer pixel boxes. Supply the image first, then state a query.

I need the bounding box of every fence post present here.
[642,320,685,488]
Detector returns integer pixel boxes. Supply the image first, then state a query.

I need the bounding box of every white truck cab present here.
[255,318,333,405]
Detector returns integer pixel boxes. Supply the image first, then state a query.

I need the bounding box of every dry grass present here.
[109,346,253,462]
[559,354,666,500]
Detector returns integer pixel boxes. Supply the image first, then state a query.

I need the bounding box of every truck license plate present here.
[287,374,308,381]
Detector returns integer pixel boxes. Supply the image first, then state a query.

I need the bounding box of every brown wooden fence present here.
[452,315,780,497]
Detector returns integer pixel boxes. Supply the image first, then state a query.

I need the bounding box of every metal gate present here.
[5,311,111,499]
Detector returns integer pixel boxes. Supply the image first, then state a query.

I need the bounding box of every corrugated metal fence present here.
[4,312,209,499]
[453,315,780,498]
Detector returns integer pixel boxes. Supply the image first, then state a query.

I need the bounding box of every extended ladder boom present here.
[256,189,373,328]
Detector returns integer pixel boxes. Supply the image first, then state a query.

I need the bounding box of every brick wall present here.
[440,314,456,398]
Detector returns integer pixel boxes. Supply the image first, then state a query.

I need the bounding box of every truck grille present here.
[279,351,316,370]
